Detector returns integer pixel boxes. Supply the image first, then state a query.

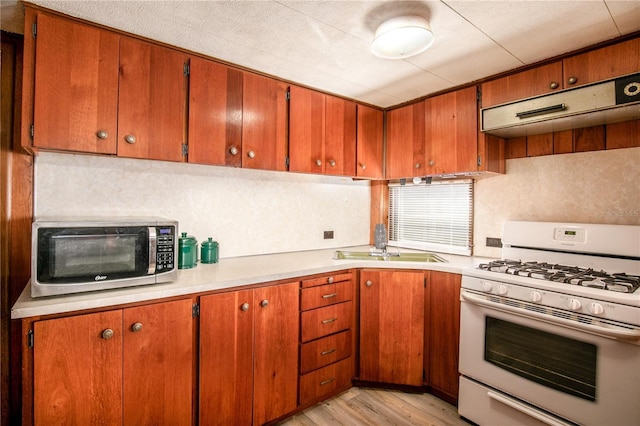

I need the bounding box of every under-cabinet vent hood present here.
[481,73,640,138]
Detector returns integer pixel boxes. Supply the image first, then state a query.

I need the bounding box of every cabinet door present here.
[242,72,288,171]
[199,290,254,426]
[123,299,194,425]
[480,61,563,108]
[563,38,640,88]
[359,270,424,385]
[32,12,119,154]
[289,85,325,174]
[425,271,461,402]
[188,57,243,166]
[33,310,123,425]
[253,282,299,425]
[425,86,478,174]
[118,37,188,162]
[356,105,384,178]
[325,96,356,176]
[386,101,425,179]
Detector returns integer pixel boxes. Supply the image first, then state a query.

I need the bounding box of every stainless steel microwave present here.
[31,218,178,297]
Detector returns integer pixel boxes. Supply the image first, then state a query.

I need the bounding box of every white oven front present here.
[458,290,640,426]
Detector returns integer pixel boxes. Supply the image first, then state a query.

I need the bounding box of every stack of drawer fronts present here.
[299,271,356,405]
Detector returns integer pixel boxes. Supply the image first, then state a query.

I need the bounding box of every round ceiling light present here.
[370,15,434,60]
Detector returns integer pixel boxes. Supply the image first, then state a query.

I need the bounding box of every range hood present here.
[481,73,640,138]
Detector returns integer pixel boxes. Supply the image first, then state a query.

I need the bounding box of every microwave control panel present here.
[156,226,176,273]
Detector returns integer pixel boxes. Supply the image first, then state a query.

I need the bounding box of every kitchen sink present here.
[333,250,447,263]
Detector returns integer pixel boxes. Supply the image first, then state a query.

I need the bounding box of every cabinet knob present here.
[365,280,373,287]
[316,159,322,166]
[101,329,114,339]
[131,322,143,332]
[96,130,109,139]
[415,163,421,169]
[549,81,559,89]
[247,150,256,159]
[428,160,435,166]
[229,146,239,155]
[567,76,577,85]
[260,299,269,308]
[125,134,136,144]
[327,276,334,284]
[359,163,366,170]
[240,302,250,312]
[329,159,336,167]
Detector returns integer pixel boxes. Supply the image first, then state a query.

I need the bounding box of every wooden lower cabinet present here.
[199,281,299,425]
[30,298,194,425]
[424,271,462,404]
[359,269,425,386]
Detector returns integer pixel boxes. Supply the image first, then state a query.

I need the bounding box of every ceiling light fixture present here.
[370,15,434,60]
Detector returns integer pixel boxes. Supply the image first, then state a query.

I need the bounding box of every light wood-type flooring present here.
[277,387,470,426]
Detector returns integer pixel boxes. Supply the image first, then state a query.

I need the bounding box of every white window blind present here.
[388,179,473,256]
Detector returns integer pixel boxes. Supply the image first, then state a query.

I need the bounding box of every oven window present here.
[485,317,597,401]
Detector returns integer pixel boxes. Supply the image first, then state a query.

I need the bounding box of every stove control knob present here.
[588,302,604,315]
[497,284,508,296]
[481,282,493,292]
[530,291,542,303]
[567,298,582,311]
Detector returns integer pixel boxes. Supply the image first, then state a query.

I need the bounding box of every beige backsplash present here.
[474,147,640,258]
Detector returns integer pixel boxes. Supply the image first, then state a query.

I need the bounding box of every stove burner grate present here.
[478,260,640,293]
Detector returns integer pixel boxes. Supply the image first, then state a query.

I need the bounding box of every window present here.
[388,179,473,256]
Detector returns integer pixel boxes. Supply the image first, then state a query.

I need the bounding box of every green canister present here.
[200,237,219,264]
[178,232,198,269]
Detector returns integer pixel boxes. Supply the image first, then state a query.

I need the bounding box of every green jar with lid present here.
[178,232,198,269]
[200,237,219,264]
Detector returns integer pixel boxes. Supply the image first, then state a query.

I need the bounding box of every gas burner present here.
[478,260,640,294]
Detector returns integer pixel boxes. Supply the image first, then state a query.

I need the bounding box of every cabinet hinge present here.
[32,22,37,38]
[477,156,482,166]
[182,144,188,156]
[476,88,481,102]
[285,156,290,167]
[183,63,190,76]
[286,90,290,101]
[192,303,200,317]
[424,277,427,288]
[29,124,34,139]
[28,330,34,348]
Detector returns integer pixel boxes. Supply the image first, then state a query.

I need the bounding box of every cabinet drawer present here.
[301,272,352,288]
[300,330,352,374]
[300,301,352,342]
[301,281,353,311]
[299,357,353,406]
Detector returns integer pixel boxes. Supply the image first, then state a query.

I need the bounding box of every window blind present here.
[388,179,473,256]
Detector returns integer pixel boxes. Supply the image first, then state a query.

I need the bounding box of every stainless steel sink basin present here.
[334,250,447,263]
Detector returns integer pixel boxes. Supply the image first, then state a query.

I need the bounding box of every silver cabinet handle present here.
[329,159,336,167]
[260,299,269,308]
[101,329,114,339]
[320,348,336,356]
[322,293,337,299]
[97,130,109,139]
[247,150,256,159]
[316,159,322,166]
[327,276,334,284]
[365,280,373,287]
[320,377,335,386]
[125,134,136,144]
[240,302,250,312]
[131,322,143,332]
[568,76,577,85]
[549,81,559,89]
[229,146,239,155]
[322,317,337,324]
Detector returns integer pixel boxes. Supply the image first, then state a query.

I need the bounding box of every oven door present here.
[459,290,640,426]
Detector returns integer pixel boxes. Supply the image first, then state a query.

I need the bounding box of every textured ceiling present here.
[3,1,640,108]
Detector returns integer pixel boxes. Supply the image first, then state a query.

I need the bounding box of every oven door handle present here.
[461,290,640,342]
[487,391,573,426]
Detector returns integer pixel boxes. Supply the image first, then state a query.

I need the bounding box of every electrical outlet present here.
[486,237,502,248]
[324,231,334,239]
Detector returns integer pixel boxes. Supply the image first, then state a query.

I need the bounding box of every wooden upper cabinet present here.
[425,86,478,175]
[289,86,356,175]
[386,101,425,179]
[188,57,243,166]
[242,72,289,171]
[563,37,640,88]
[481,61,563,108]
[356,105,384,179]
[30,11,119,154]
[117,37,188,162]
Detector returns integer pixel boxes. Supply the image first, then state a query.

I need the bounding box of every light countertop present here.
[11,246,495,319]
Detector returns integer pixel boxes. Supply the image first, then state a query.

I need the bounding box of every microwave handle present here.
[148,227,157,274]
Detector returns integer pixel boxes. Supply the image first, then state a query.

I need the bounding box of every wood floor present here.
[277,387,470,426]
